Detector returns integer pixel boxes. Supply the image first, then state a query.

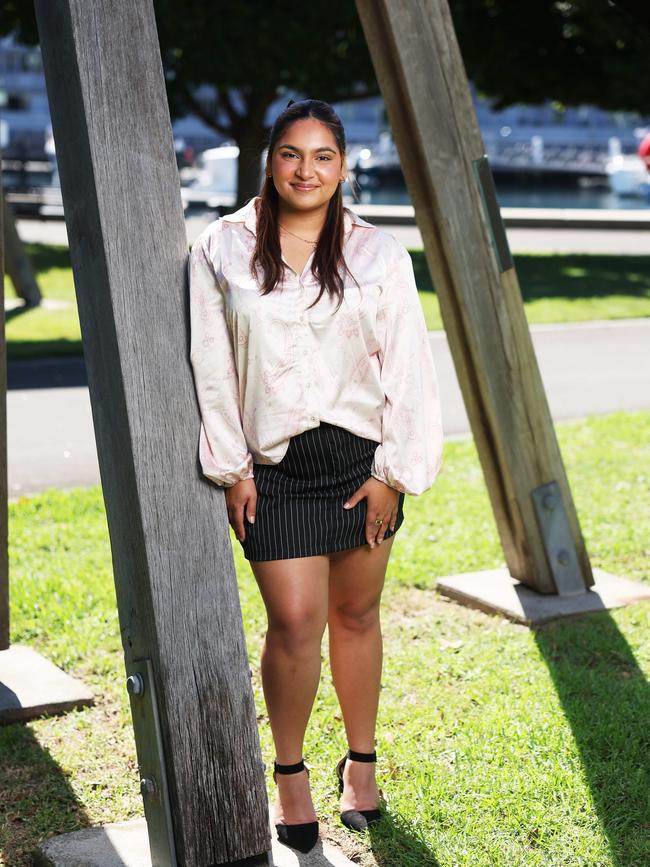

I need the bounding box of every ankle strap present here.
[347,749,377,763]
[273,759,305,775]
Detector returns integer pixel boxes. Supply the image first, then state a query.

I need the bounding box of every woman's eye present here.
[279,152,332,161]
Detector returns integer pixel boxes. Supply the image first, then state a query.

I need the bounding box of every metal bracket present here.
[472,155,513,273]
[125,658,178,866]
[531,481,588,596]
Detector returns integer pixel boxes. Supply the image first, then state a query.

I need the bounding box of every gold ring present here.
[374,518,383,526]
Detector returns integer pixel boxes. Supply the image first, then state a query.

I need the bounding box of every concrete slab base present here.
[0,644,94,724]
[34,815,357,867]
[435,566,650,625]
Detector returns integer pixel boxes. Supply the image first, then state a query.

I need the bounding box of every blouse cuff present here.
[198,422,254,488]
[370,444,409,494]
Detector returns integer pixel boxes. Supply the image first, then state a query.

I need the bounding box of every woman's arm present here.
[188,231,254,487]
[370,238,444,496]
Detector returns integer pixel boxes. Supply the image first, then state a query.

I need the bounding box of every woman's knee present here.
[267,606,327,652]
[329,598,381,634]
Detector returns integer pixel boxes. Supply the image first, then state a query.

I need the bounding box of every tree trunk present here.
[232,99,272,210]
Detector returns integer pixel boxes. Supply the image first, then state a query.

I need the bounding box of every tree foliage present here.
[2,1,649,203]
[449,0,650,113]
[154,0,377,133]
[2,1,649,117]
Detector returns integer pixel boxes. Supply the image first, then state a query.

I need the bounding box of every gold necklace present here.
[279,224,319,246]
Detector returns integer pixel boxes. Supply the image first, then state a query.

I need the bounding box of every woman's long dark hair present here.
[250,98,360,312]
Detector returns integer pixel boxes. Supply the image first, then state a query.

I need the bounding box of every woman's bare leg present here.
[250,554,330,825]
[327,536,395,811]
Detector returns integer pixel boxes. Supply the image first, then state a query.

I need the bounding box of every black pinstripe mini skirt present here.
[239,422,405,562]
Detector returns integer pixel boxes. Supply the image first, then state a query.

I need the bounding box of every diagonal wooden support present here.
[0,177,95,724]
[33,1,271,864]
[0,177,8,651]
[3,197,42,309]
[355,0,594,597]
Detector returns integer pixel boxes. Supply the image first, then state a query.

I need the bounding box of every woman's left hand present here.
[343,477,400,548]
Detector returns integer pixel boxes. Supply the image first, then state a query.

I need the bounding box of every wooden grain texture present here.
[33,2,271,863]
[0,175,8,650]
[355,0,593,593]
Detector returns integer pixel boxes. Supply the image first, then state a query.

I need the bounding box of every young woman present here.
[188,99,443,853]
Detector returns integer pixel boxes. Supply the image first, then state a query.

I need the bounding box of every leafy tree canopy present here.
[450,0,650,113]
[2,1,648,203]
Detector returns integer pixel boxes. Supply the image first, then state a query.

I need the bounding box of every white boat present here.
[180,144,240,210]
[605,154,650,198]
[180,144,269,211]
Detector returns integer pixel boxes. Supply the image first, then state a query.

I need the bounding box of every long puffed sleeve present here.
[188,231,254,487]
[370,239,444,495]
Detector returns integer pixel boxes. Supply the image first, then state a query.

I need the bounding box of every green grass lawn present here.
[5,244,650,360]
[1,410,649,867]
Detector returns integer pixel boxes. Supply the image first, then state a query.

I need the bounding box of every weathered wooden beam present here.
[0,171,8,650]
[33,2,271,864]
[355,0,593,594]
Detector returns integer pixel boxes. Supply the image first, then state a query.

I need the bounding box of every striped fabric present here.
[240,422,405,562]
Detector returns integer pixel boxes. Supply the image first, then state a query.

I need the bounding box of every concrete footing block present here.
[436,566,650,625]
[33,819,152,867]
[34,815,357,866]
[0,644,94,724]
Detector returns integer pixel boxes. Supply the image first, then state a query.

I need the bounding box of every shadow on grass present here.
[5,304,38,324]
[368,808,440,867]
[410,250,650,302]
[0,721,91,866]
[7,339,84,364]
[23,242,71,273]
[534,611,650,867]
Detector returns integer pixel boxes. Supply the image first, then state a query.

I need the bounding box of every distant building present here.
[0,35,50,159]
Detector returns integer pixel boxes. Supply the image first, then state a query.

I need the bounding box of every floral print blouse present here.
[188,196,443,495]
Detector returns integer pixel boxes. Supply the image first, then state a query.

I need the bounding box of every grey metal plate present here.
[125,658,177,867]
[531,480,587,595]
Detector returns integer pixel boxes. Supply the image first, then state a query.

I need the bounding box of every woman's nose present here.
[296,160,315,178]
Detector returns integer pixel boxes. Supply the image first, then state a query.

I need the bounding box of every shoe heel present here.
[273,758,319,853]
[336,749,382,831]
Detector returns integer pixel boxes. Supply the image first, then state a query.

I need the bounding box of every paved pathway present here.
[15,214,650,254]
[7,318,649,498]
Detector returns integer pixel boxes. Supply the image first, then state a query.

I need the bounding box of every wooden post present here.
[0,172,8,650]
[2,197,41,308]
[33,2,271,864]
[355,0,594,596]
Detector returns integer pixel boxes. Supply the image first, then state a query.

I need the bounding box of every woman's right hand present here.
[225,478,257,542]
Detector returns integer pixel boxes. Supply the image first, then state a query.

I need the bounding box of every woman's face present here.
[269,118,346,214]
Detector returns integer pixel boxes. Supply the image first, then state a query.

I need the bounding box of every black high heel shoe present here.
[336,748,382,831]
[273,759,319,853]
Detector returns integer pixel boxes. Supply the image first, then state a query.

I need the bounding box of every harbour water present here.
[354,184,650,211]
